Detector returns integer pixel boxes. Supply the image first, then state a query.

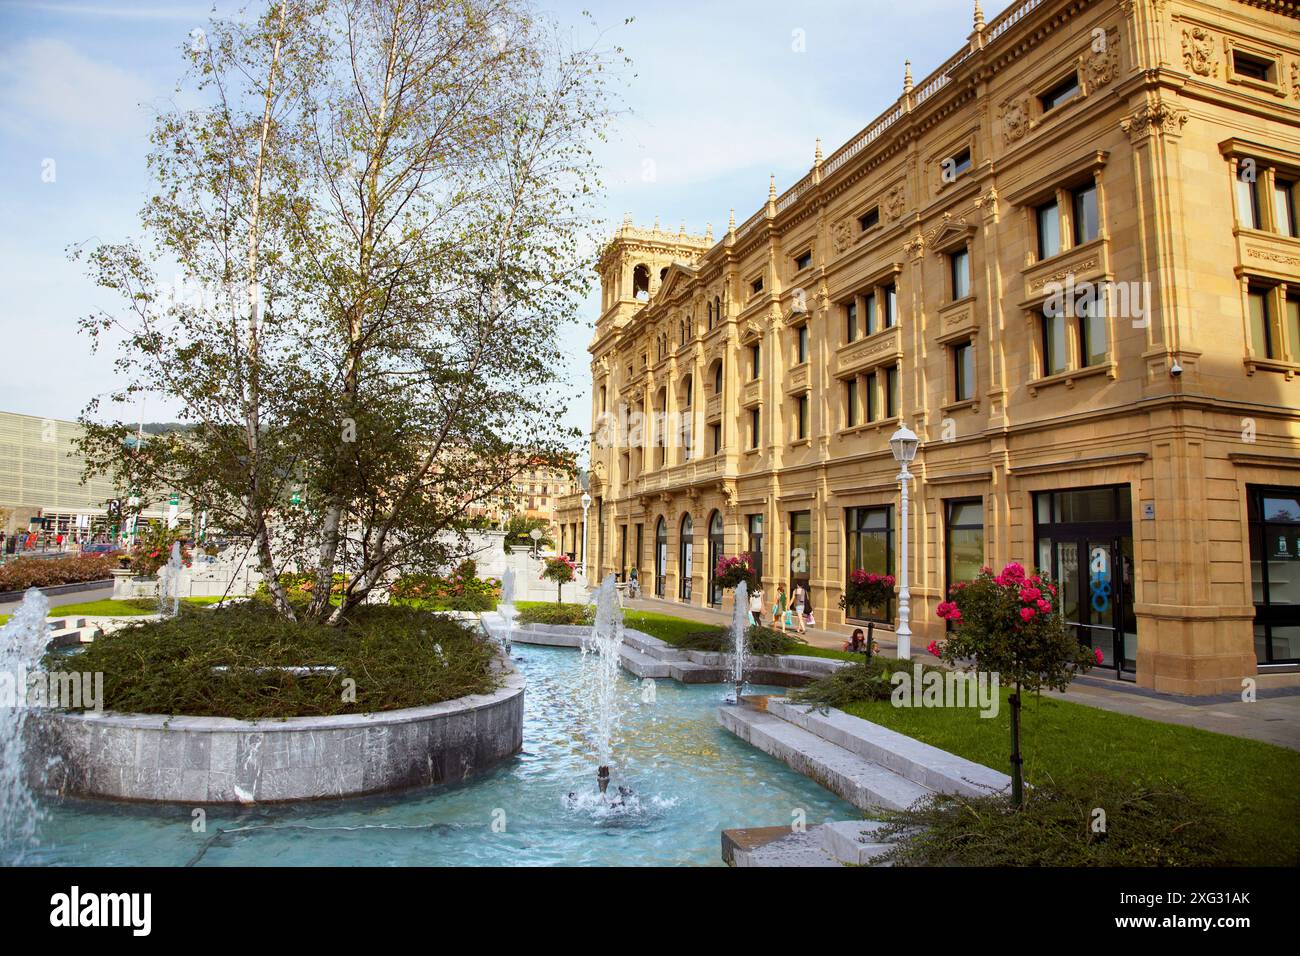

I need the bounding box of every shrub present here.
[388,562,500,603]
[0,554,120,592]
[540,554,577,603]
[934,561,1096,806]
[673,625,807,656]
[517,603,592,626]
[50,602,500,720]
[789,657,944,710]
[712,554,758,591]
[878,775,1235,867]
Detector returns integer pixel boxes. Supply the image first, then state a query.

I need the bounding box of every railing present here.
[732,0,1048,245]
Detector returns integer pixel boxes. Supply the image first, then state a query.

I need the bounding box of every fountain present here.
[0,587,51,863]
[497,567,517,649]
[583,574,625,799]
[157,541,183,619]
[727,580,750,704]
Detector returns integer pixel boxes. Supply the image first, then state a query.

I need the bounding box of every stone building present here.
[558,0,1300,694]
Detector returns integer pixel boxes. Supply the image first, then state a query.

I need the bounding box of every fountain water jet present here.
[0,587,51,863]
[497,567,517,650]
[728,580,750,704]
[583,575,624,798]
[157,541,183,619]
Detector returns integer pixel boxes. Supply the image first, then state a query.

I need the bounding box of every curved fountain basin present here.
[16,644,855,866]
[33,666,524,804]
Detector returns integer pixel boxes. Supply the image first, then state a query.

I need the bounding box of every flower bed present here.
[0,553,120,591]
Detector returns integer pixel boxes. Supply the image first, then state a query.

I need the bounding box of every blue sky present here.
[0,0,994,441]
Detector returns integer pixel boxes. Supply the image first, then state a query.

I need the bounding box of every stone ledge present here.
[34,659,524,805]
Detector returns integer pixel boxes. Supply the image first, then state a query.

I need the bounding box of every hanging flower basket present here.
[713,554,758,591]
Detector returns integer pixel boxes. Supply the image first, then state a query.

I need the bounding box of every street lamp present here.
[529,526,542,558]
[889,424,920,659]
[580,491,592,575]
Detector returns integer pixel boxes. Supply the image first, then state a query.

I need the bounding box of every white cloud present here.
[0,37,155,154]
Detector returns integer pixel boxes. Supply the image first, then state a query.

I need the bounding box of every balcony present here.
[786,363,810,395]
[705,393,722,420]
[836,326,901,376]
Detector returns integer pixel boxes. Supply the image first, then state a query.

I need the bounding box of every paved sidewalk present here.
[623,595,1300,751]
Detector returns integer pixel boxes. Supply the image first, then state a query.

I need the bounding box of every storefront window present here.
[944,498,984,593]
[845,506,892,622]
[1249,487,1300,663]
[788,511,812,593]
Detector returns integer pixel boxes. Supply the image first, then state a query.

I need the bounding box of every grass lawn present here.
[843,688,1300,866]
[47,596,229,617]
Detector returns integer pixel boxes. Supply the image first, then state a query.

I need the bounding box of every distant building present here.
[0,410,181,541]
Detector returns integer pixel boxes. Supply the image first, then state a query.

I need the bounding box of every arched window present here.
[714,295,722,324]
[655,517,668,598]
[712,360,723,394]
[707,510,725,607]
[633,264,650,300]
[679,513,694,601]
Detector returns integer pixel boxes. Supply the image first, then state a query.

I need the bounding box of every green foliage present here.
[127,523,191,577]
[879,776,1235,867]
[503,516,555,551]
[672,625,808,656]
[789,657,944,710]
[516,602,592,626]
[50,603,499,720]
[0,554,120,592]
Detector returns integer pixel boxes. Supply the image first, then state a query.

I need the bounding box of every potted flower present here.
[541,554,577,604]
[839,569,895,661]
[933,562,1097,807]
[713,554,758,591]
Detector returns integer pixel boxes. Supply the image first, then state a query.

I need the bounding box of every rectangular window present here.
[789,511,812,592]
[1078,294,1108,367]
[1072,183,1099,245]
[751,276,764,295]
[1036,199,1061,259]
[865,371,878,422]
[947,147,972,179]
[883,284,897,328]
[885,366,899,418]
[1237,169,1260,230]
[845,378,858,428]
[750,407,760,449]
[794,250,812,272]
[944,499,984,596]
[845,300,858,343]
[1248,485,1300,664]
[797,325,809,364]
[1275,179,1297,238]
[1042,308,1067,375]
[859,207,880,232]
[1288,295,1300,362]
[747,513,764,583]
[1040,73,1081,112]
[1232,50,1275,83]
[845,506,893,622]
[1249,288,1273,359]
[710,423,722,456]
[796,394,809,440]
[749,343,761,379]
[953,340,974,401]
[950,247,970,300]
[864,292,878,335]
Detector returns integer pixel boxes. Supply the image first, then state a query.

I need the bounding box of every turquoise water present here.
[22,643,856,866]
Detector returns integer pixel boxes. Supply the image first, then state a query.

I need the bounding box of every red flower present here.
[1036,599,1052,613]
[935,600,962,622]
[926,640,941,657]
[1094,647,1105,664]
[1019,586,1042,603]
[1019,606,1037,622]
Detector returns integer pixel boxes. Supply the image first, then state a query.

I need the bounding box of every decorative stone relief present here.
[902,234,925,260]
[831,216,853,253]
[1181,26,1217,78]
[1120,100,1189,140]
[1292,61,1299,100]
[884,184,906,221]
[974,188,999,223]
[1001,96,1030,143]
[1086,28,1121,88]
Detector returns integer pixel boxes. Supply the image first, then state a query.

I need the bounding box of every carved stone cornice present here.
[1119,99,1189,141]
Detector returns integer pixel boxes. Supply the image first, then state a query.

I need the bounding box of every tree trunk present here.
[1009,685,1024,808]
[866,621,874,663]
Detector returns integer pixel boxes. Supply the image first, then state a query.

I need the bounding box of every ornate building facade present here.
[558,0,1300,694]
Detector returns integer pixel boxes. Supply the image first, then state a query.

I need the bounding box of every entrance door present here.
[655,518,667,598]
[1035,487,1137,679]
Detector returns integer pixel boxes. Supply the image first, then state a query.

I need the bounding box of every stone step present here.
[819,820,895,866]
[47,618,88,631]
[766,698,1011,797]
[617,643,671,679]
[731,828,842,867]
[669,660,722,683]
[620,629,688,662]
[718,704,933,812]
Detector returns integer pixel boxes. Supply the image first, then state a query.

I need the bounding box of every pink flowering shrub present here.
[931,561,1096,806]
[839,569,896,616]
[713,554,758,591]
